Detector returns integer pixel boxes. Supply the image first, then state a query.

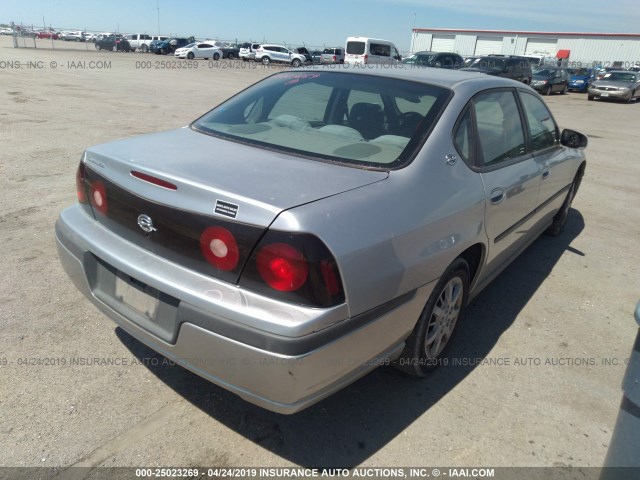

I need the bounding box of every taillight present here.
[332,55,336,62]
[76,162,88,203]
[256,243,308,292]
[364,54,368,64]
[240,231,345,307]
[89,180,108,215]
[200,226,239,271]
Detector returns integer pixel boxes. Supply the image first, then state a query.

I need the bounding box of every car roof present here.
[290,64,526,91]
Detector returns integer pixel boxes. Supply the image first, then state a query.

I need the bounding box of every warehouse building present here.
[410,28,640,67]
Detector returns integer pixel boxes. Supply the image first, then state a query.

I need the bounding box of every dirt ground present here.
[1,35,639,474]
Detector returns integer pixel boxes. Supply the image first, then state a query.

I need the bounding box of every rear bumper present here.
[55,205,429,413]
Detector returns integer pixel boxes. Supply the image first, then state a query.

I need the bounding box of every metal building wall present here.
[410,33,432,53]
[411,29,640,66]
[453,35,477,55]
[555,38,640,66]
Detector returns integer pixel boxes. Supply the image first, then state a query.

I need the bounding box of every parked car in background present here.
[344,36,401,65]
[36,31,58,39]
[461,55,533,84]
[57,67,587,414]
[174,42,222,60]
[595,67,618,80]
[254,44,308,66]
[0,27,14,35]
[320,47,344,64]
[65,31,86,42]
[294,47,312,64]
[567,68,595,93]
[310,50,323,64]
[155,37,191,55]
[126,34,165,52]
[221,45,240,59]
[95,35,131,52]
[463,56,480,67]
[531,67,569,95]
[402,51,463,69]
[239,42,261,61]
[588,70,640,102]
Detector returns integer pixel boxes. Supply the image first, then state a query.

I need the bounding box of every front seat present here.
[349,103,384,139]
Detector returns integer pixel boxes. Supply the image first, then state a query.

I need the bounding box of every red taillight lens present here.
[200,226,239,271]
[76,162,87,203]
[239,232,345,307]
[256,243,308,292]
[364,54,368,64]
[332,55,336,61]
[89,180,108,215]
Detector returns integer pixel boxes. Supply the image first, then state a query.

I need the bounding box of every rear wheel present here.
[227,52,234,60]
[561,83,568,94]
[213,52,220,60]
[545,85,552,96]
[394,258,469,377]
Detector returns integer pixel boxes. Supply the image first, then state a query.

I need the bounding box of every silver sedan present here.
[56,67,587,413]
[588,70,640,102]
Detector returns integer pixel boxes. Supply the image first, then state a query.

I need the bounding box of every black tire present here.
[545,85,552,96]
[187,52,194,59]
[626,91,635,103]
[227,52,234,60]
[588,95,594,101]
[546,167,584,236]
[95,44,101,51]
[561,83,568,95]
[394,258,470,377]
[141,44,148,53]
[261,56,270,65]
[291,58,302,68]
[522,78,529,85]
[213,52,220,60]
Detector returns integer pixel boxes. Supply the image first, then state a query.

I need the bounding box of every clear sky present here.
[3,0,639,54]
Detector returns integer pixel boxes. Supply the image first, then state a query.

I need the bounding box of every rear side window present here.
[519,92,558,151]
[370,43,390,57]
[346,41,365,55]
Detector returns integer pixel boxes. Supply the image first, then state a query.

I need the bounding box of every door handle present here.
[542,167,550,179]
[490,188,505,205]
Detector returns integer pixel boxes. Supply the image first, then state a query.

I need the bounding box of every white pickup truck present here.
[126,34,168,52]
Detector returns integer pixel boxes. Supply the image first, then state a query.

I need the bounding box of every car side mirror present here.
[561,129,588,148]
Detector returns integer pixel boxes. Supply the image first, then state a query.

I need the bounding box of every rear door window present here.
[346,41,365,55]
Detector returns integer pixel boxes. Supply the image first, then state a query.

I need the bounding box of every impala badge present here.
[137,214,156,234]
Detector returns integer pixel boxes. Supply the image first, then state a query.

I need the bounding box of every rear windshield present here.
[192,71,450,169]
[346,41,365,55]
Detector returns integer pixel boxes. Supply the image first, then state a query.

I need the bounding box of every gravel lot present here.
[1,36,639,474]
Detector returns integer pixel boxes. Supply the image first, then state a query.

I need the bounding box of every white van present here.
[344,36,402,65]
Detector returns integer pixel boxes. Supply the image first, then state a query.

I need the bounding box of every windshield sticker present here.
[214,200,239,219]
